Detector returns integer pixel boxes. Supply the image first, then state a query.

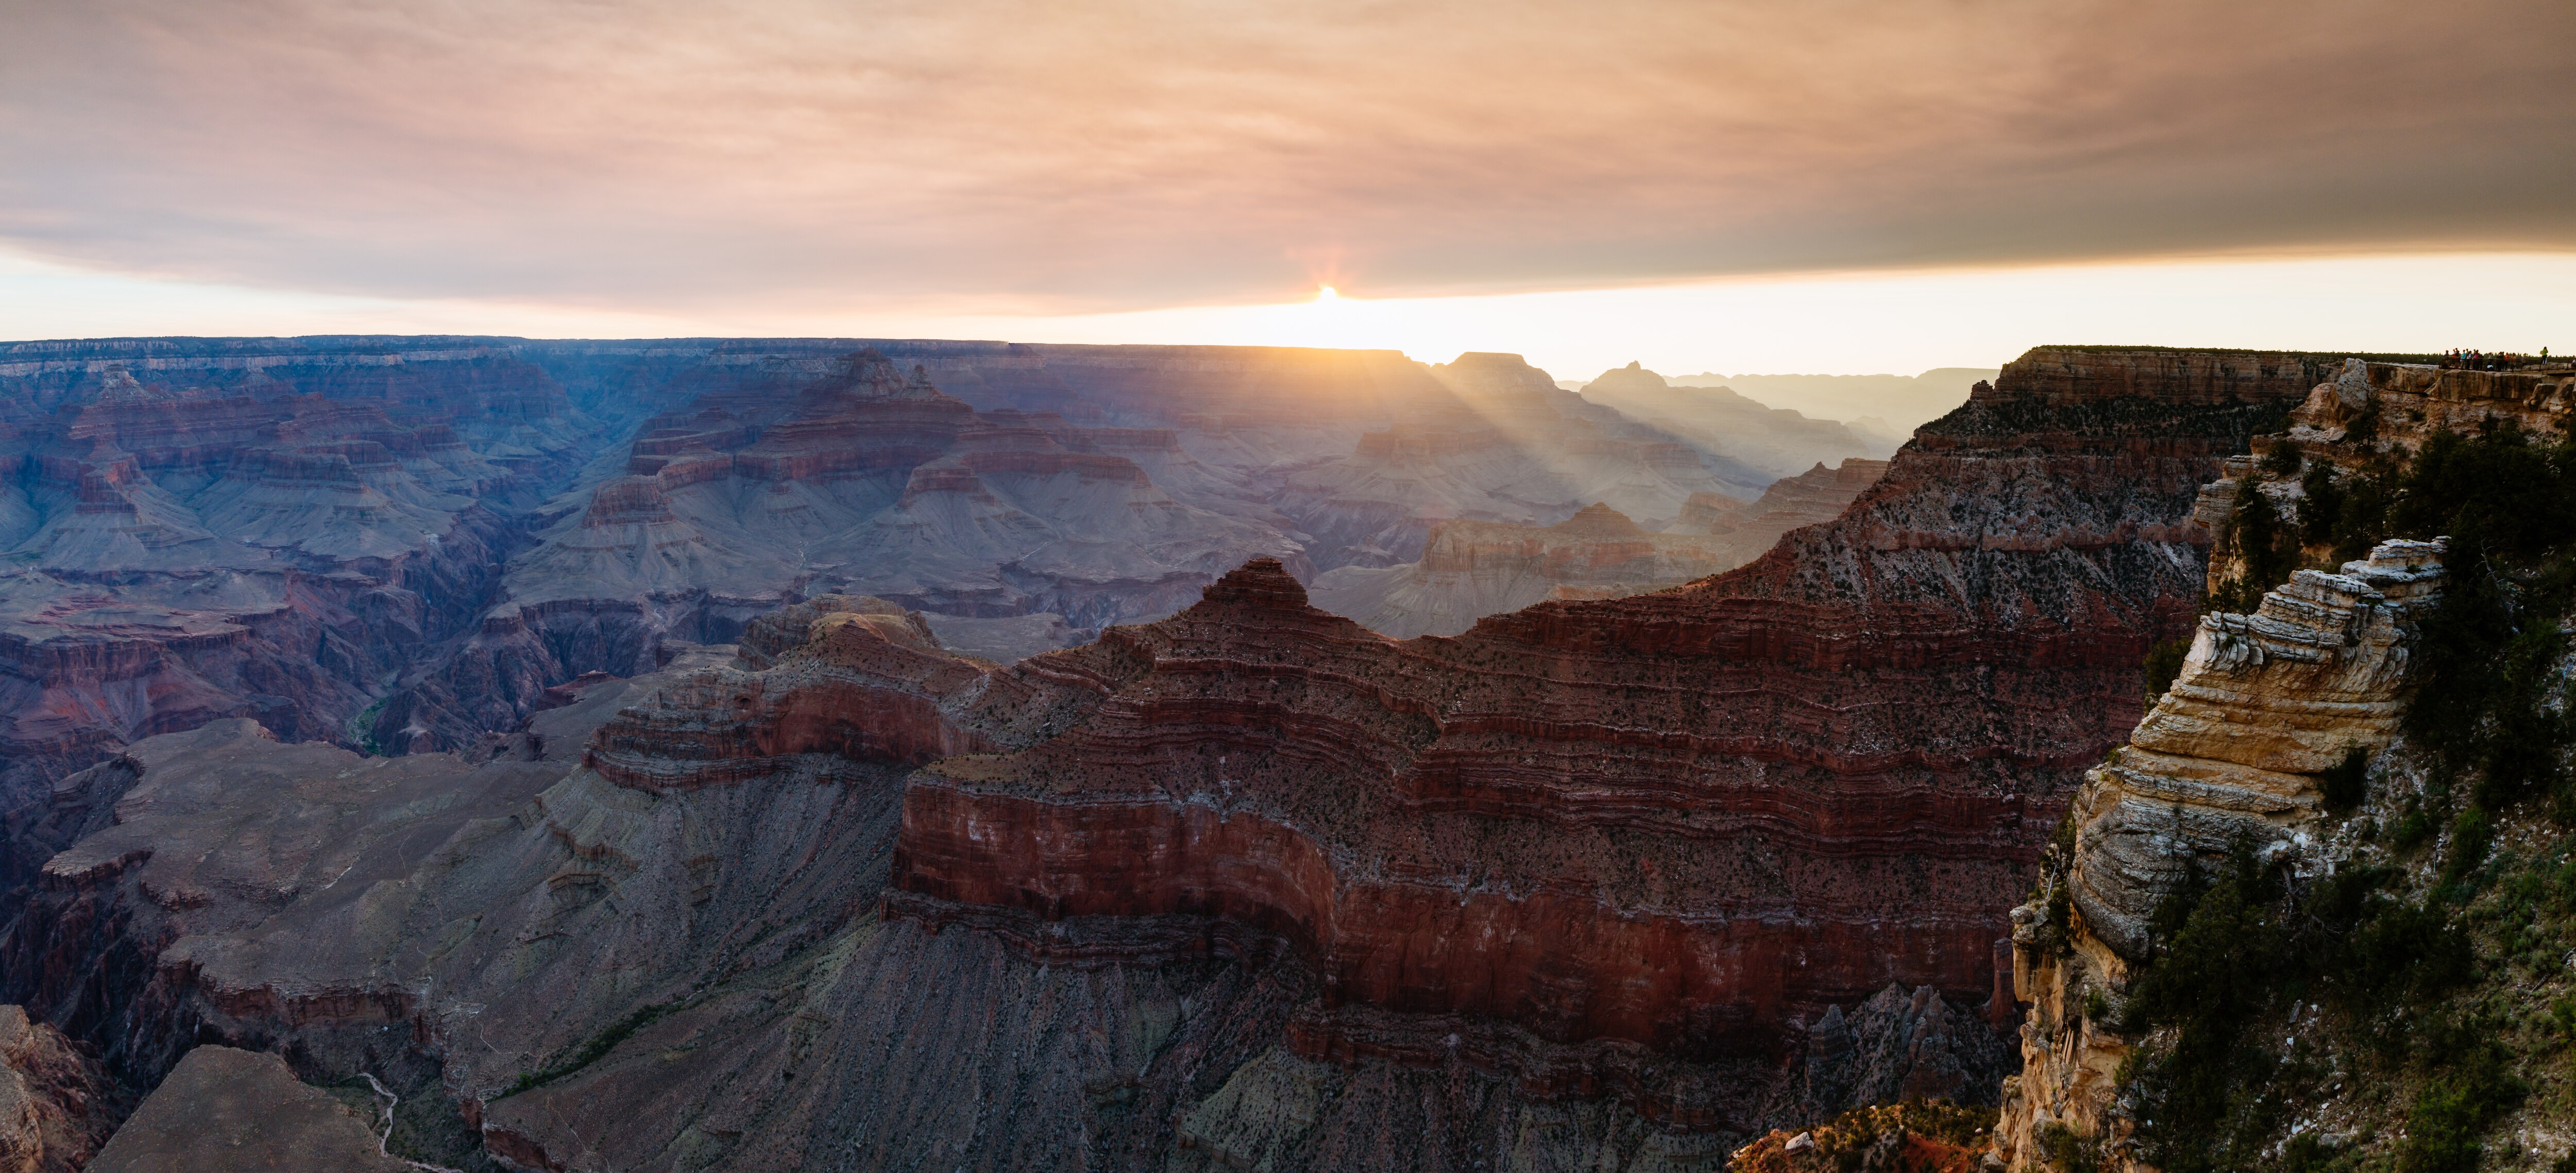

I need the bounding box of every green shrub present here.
[2442,807,2495,884]
[2398,1043,2524,1173]
[2215,477,2299,612]
[2037,1120,2102,1173]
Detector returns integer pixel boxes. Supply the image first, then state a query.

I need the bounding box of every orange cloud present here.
[1,0,2567,313]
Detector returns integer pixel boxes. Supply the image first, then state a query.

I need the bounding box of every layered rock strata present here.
[886,347,2319,1128]
[388,344,1798,751]
[0,1006,116,1173]
[0,342,599,887]
[1994,539,2446,1170]
[2199,357,2576,594]
[382,349,1314,751]
[17,593,2015,1170]
[1992,356,2576,1169]
[0,342,2347,1170]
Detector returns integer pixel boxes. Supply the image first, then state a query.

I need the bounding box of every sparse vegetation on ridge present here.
[2103,417,2576,1172]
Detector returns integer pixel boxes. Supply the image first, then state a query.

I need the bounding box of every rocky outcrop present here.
[2199,357,2576,596]
[1994,539,2446,1170]
[0,1006,116,1173]
[1990,356,2576,1171]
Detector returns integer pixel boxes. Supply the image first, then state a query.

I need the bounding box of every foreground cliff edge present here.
[1994,356,2576,1172]
[1,345,2409,1169]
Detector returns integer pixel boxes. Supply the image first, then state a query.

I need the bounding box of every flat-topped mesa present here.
[737,593,924,666]
[1981,347,2334,407]
[584,600,1020,792]
[1192,555,1316,612]
[1995,538,2446,1171]
[579,476,678,527]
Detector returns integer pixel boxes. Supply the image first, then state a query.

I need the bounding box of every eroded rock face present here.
[385,344,1811,751]
[888,346,2314,1127]
[2079,542,2445,958]
[2199,357,2576,594]
[1994,539,2446,1171]
[0,340,600,892]
[0,343,2336,1170]
[0,1006,116,1173]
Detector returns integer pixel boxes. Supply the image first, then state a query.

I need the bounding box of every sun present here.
[1315,284,1338,302]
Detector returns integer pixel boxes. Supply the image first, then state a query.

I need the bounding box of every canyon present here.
[1995,357,2576,1171]
[0,337,1827,847]
[0,343,2341,1170]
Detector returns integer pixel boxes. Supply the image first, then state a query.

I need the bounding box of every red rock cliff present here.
[866,348,2317,1124]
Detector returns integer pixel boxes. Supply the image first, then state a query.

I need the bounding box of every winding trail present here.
[361,1072,467,1173]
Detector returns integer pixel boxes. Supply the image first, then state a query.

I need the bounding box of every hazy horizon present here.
[3,1,2569,372]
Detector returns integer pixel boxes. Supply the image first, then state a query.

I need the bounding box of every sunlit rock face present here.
[1990,356,2576,1172]
[1995,539,2446,1171]
[386,343,1787,753]
[0,1006,115,1173]
[887,346,2312,1127]
[2077,540,2446,959]
[0,343,2331,1170]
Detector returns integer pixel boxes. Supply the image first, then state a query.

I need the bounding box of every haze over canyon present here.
[1,331,2513,1172]
[2,2,2570,1169]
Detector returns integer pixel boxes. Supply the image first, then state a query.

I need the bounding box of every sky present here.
[2,0,2571,378]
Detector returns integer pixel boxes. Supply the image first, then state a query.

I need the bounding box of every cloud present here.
[1,0,2567,313]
